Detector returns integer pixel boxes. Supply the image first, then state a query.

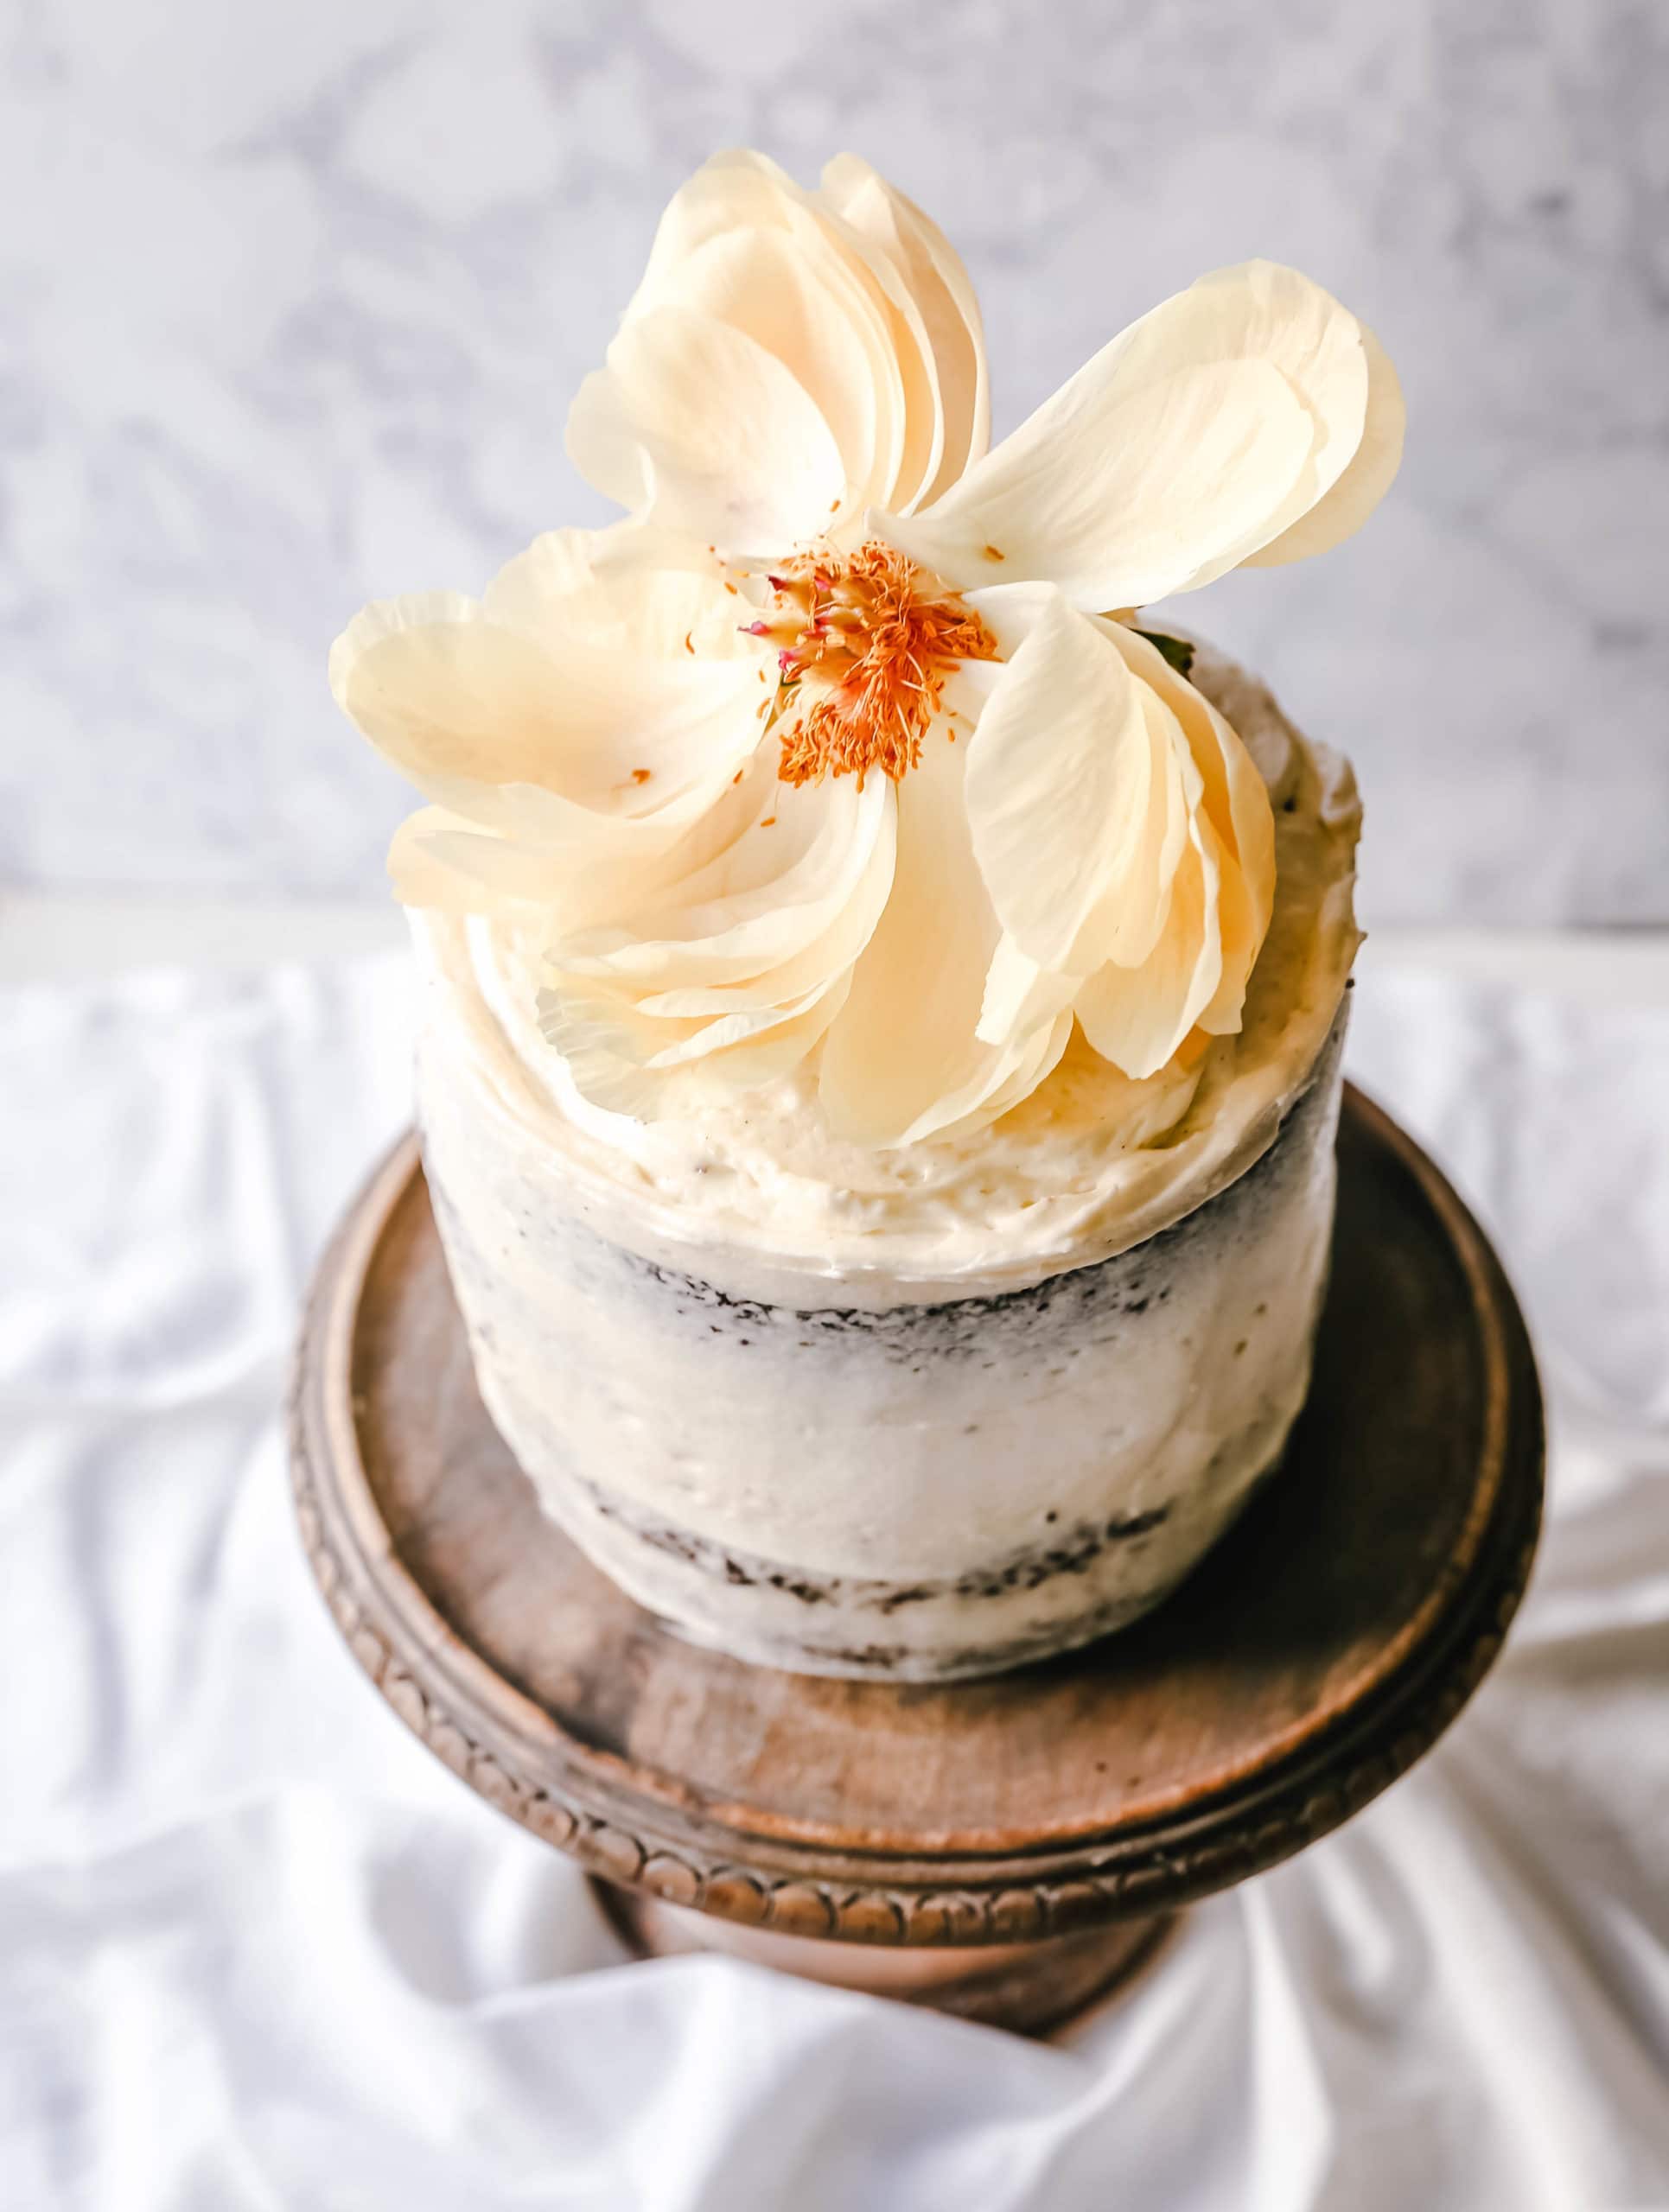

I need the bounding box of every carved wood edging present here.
[286,1139,1545,1950]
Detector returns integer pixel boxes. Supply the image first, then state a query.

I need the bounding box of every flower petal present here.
[876,261,1390,609]
[482,525,753,664]
[878,359,1308,611]
[1098,621,1274,1033]
[566,305,846,556]
[995,1024,1208,1154]
[385,798,736,931]
[1075,816,1225,1079]
[643,224,901,527]
[557,772,895,995]
[934,1009,1074,1141]
[628,149,812,307]
[657,147,962,518]
[331,548,781,929]
[332,586,766,810]
[575,149,976,545]
[539,970,850,1122]
[963,590,1192,976]
[1242,321,1405,568]
[388,806,577,915]
[818,681,1057,1147]
[477,524,602,612]
[819,153,991,507]
[976,933,1077,1046]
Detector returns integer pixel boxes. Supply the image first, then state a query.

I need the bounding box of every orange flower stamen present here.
[749,542,998,790]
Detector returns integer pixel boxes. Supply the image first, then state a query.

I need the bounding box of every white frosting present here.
[408,645,1361,1307]
[429,1033,1343,1677]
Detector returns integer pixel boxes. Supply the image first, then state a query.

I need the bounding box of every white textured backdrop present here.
[2,0,1665,921]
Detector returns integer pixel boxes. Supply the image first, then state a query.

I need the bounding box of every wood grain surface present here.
[290,1086,1543,1948]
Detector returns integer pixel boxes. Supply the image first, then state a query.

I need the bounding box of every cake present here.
[330,150,1400,1681]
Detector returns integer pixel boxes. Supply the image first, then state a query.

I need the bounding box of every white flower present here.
[332,150,1402,1146]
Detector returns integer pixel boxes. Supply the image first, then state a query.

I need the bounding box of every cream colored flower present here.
[332,150,1402,1146]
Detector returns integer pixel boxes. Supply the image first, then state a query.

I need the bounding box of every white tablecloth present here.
[3,954,1666,2211]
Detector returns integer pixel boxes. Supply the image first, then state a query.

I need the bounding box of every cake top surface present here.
[412,645,1360,1299]
[330,149,1401,1155]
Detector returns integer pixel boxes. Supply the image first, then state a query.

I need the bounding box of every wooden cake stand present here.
[290,1087,1543,2036]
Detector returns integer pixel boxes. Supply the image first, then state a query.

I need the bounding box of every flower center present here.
[748,541,997,789]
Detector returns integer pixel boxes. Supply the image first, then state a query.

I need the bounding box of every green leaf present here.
[1132,627,1194,678]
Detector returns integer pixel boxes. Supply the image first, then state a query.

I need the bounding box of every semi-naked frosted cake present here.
[331,149,1401,1681]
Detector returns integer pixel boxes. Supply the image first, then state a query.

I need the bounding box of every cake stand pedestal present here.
[290,1088,1543,2037]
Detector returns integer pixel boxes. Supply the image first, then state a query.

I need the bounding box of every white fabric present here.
[3,954,1666,2211]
